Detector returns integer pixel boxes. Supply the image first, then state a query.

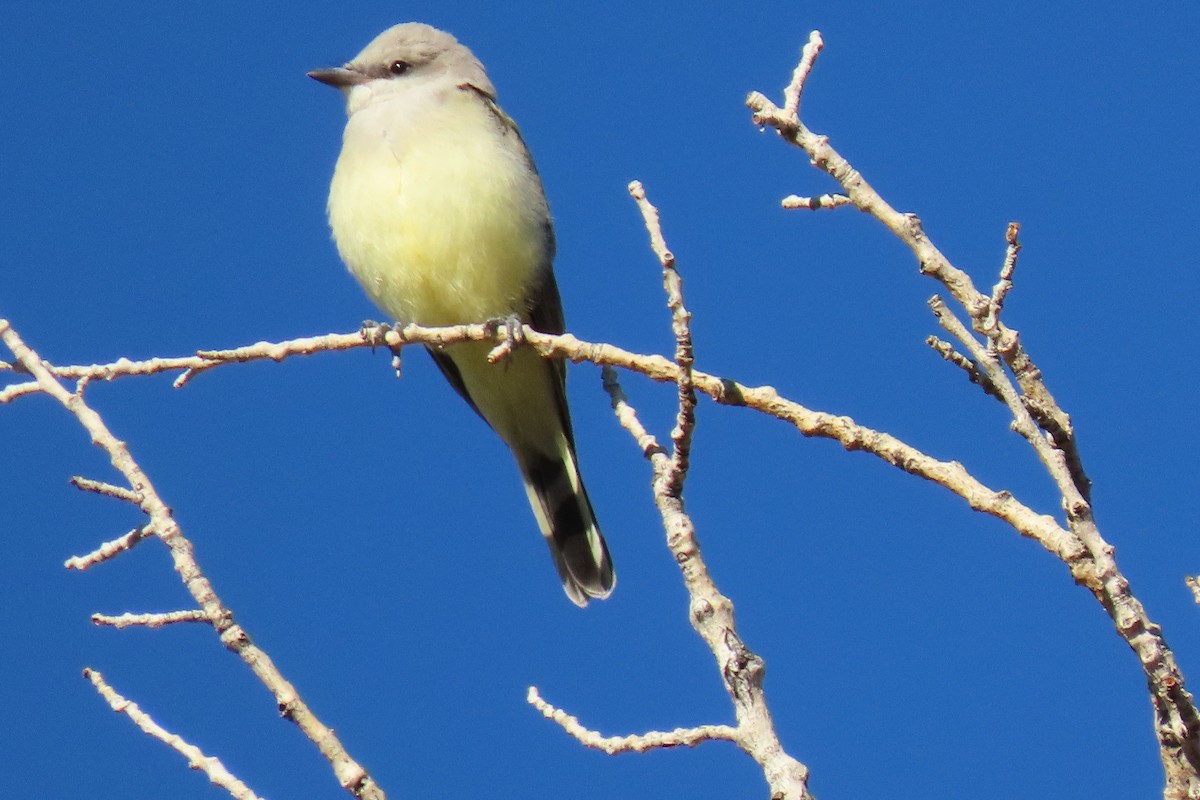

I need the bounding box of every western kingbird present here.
[309,23,614,606]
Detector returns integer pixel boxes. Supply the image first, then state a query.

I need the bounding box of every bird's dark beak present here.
[307,66,368,89]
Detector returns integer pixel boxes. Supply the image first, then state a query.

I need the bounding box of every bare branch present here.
[601,367,667,462]
[65,525,154,571]
[0,320,385,800]
[70,476,142,505]
[1187,576,1200,606]
[748,31,1200,787]
[92,610,211,629]
[629,181,697,490]
[782,31,824,119]
[0,379,42,403]
[930,297,1048,453]
[84,668,265,800]
[599,203,813,799]
[527,687,737,754]
[781,192,852,210]
[925,335,1004,402]
[1,318,1084,577]
[746,40,1087,501]
[990,222,1022,310]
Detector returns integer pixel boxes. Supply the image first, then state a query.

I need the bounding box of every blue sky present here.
[3,2,1199,798]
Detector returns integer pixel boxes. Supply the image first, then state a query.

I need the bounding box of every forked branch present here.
[747,30,1199,796]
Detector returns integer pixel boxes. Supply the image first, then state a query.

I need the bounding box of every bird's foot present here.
[359,320,390,347]
[359,320,405,378]
[485,314,525,364]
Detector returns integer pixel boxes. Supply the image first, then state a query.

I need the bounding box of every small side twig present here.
[925,335,1003,402]
[527,687,737,754]
[92,610,212,629]
[781,193,852,210]
[602,367,667,461]
[990,222,1022,311]
[1186,576,1200,606]
[781,31,824,119]
[65,525,154,571]
[70,476,142,505]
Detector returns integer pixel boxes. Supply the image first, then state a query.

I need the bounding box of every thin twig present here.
[0,379,42,402]
[629,181,697,491]
[990,222,1022,310]
[65,525,154,571]
[1186,576,1200,606]
[70,476,142,505]
[781,193,852,210]
[925,335,1003,402]
[782,31,824,119]
[92,610,212,629]
[601,367,667,461]
[84,668,265,800]
[527,687,737,754]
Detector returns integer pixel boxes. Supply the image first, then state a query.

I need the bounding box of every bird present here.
[309,23,614,606]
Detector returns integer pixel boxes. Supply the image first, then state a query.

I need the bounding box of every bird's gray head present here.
[308,23,495,112]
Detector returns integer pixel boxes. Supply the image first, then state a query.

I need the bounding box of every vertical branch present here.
[629,180,697,490]
[609,184,812,798]
[602,368,811,799]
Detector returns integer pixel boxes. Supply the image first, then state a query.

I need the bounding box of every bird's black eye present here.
[389,60,410,76]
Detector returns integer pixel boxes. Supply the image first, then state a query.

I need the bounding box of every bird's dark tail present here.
[520,449,614,606]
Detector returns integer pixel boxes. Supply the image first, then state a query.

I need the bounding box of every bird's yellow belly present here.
[327,99,547,327]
